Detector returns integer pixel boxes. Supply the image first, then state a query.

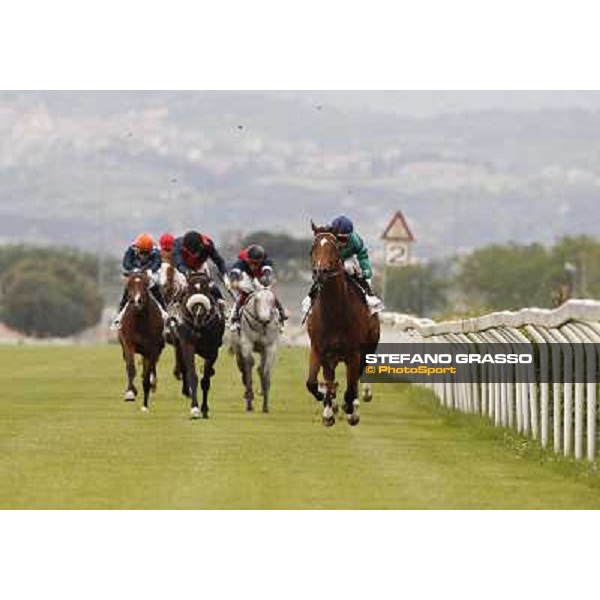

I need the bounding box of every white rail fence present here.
[381,300,600,462]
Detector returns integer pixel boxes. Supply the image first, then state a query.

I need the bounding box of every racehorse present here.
[118,271,165,411]
[306,222,380,426]
[174,272,225,419]
[231,287,281,413]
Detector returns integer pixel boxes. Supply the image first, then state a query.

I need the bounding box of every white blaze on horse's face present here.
[314,236,337,271]
[255,289,275,323]
[131,276,144,307]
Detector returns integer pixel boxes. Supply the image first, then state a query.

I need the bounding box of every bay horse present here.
[306,222,380,426]
[118,271,165,411]
[231,287,281,413]
[174,272,225,419]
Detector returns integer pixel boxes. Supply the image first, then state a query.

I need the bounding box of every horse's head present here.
[310,221,343,283]
[252,288,276,324]
[184,272,213,326]
[126,271,150,311]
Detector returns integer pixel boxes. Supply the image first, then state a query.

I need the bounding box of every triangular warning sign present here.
[381,211,415,241]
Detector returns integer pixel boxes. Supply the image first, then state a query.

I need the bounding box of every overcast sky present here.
[280,91,600,117]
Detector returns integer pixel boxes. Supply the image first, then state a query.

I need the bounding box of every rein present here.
[240,292,276,334]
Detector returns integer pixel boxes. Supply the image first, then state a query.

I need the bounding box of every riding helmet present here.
[159,233,175,252]
[331,215,354,235]
[134,233,155,252]
[183,231,203,253]
[247,245,266,261]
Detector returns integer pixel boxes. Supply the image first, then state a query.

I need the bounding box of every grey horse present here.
[231,288,281,413]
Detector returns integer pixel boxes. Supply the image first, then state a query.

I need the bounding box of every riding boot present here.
[118,289,128,311]
[229,298,242,331]
[275,298,288,330]
[301,282,318,320]
[110,290,129,330]
[359,278,384,314]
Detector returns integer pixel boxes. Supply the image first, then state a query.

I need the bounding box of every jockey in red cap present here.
[159,233,175,255]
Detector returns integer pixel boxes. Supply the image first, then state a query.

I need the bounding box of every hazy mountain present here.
[1,91,600,260]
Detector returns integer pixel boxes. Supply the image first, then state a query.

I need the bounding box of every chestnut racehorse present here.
[118,271,165,411]
[306,223,380,426]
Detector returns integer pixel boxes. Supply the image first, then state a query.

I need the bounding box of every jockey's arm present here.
[352,233,373,280]
[172,239,189,276]
[208,242,228,278]
[149,248,162,273]
[122,246,136,274]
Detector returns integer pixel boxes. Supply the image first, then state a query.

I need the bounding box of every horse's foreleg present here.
[200,356,217,419]
[173,340,184,382]
[141,356,152,412]
[122,346,137,401]
[306,346,324,402]
[323,361,338,415]
[240,341,255,412]
[181,343,199,418]
[344,354,361,426]
[260,345,276,414]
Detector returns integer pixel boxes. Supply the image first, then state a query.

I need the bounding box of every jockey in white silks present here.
[228,244,287,331]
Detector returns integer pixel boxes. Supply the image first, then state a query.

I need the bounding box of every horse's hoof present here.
[262,405,269,414]
[190,407,201,419]
[347,413,360,426]
[124,390,136,402]
[322,416,336,427]
[201,410,209,420]
[246,403,254,412]
[141,406,149,413]
[362,389,373,403]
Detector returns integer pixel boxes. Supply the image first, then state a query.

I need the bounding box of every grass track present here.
[2,345,600,509]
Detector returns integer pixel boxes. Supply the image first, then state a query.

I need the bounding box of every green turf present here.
[1,344,600,509]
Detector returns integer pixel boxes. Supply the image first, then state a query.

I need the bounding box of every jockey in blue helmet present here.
[302,215,384,318]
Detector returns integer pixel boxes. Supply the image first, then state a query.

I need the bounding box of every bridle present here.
[127,271,150,311]
[241,290,276,333]
[311,233,343,287]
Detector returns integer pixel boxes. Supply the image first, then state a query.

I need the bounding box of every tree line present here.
[384,236,600,317]
[1,234,598,337]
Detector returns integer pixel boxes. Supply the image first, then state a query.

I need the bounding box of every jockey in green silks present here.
[302,215,384,319]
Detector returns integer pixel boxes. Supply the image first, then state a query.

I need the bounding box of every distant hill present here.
[1,91,599,259]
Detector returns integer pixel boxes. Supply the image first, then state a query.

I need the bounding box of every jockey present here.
[111,233,171,330]
[228,244,288,330]
[172,230,231,304]
[302,215,384,318]
[158,232,187,301]
[159,233,176,264]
